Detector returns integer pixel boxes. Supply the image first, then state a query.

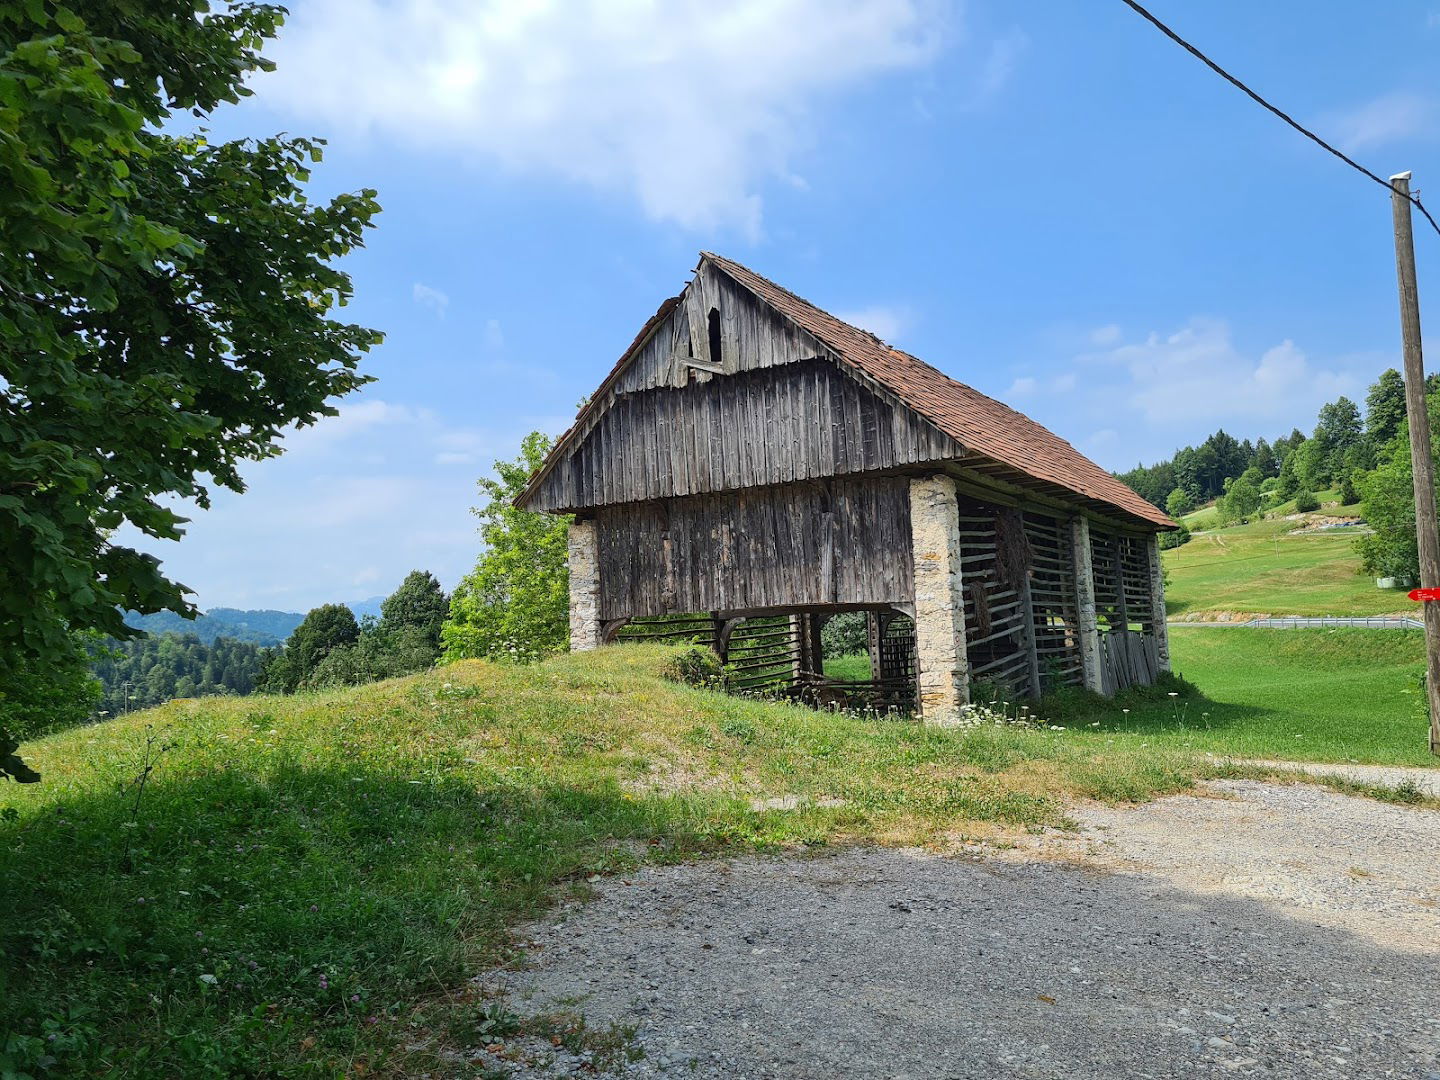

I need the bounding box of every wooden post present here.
[1390,171,1440,755]
[1017,574,1042,698]
[1146,534,1171,674]
[1070,517,1104,694]
[866,611,883,681]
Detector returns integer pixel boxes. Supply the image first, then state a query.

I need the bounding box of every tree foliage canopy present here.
[442,433,571,664]
[1,2,380,777]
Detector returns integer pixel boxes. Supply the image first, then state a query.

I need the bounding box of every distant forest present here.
[1117,367,1420,517]
[89,633,271,715]
[122,608,303,647]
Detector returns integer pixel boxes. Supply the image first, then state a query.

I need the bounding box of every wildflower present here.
[310,904,319,912]
[351,994,361,1003]
[1167,692,1179,698]
[195,931,203,938]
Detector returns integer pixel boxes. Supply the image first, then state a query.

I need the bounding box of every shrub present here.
[1293,489,1321,513]
[820,612,868,659]
[661,646,725,689]
[1158,523,1191,550]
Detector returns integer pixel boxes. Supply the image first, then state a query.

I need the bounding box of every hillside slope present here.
[3,647,1204,1077]
[1164,499,1399,618]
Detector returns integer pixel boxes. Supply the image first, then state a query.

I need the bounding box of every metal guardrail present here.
[1170,616,1424,630]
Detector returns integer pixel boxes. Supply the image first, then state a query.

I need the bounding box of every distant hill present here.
[347,596,386,621]
[123,608,305,646]
[123,598,391,646]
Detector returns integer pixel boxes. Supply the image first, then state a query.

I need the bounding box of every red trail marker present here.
[1408,587,1440,603]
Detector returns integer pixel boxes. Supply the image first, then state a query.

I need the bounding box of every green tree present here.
[1,3,380,780]
[1276,451,1302,498]
[1366,368,1407,450]
[1292,437,1330,492]
[1356,393,1440,580]
[1219,473,1261,523]
[443,433,571,664]
[379,570,449,653]
[1252,437,1279,478]
[1164,488,1193,518]
[265,605,360,693]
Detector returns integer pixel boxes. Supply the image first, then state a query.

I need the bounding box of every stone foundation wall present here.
[908,474,969,724]
[568,519,602,651]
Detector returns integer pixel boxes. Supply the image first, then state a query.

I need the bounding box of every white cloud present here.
[995,318,1371,470]
[413,282,449,316]
[969,27,1027,105]
[1099,319,1355,428]
[1089,323,1122,347]
[1006,375,1038,396]
[483,318,504,350]
[1324,91,1438,152]
[256,0,949,233]
[835,304,910,341]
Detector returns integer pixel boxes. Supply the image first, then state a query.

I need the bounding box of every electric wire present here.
[1119,0,1440,240]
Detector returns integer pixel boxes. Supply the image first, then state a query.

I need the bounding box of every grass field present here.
[827,627,1431,766]
[3,637,1433,1075]
[1163,509,1406,618]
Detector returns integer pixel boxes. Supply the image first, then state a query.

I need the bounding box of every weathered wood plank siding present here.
[613,262,828,393]
[594,476,914,619]
[528,359,960,513]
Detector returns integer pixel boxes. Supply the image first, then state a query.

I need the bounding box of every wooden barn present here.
[517,253,1177,723]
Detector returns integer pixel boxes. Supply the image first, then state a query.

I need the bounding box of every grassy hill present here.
[1164,493,1406,617]
[3,640,1432,1075]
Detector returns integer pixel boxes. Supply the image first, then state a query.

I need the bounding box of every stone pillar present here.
[567,518,602,651]
[908,474,969,724]
[1147,532,1172,673]
[1071,516,1104,693]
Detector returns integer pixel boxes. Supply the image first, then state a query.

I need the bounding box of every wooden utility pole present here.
[1389,171,1440,755]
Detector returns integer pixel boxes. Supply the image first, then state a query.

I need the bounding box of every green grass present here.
[4,636,1433,1075]
[1070,627,1433,765]
[823,653,872,680]
[1,647,1206,1077]
[1164,504,1402,617]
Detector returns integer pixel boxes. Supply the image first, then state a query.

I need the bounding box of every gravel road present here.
[471,781,1440,1079]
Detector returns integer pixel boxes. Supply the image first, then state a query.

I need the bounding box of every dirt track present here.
[476,779,1440,1079]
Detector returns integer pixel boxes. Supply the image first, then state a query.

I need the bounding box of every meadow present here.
[1164,498,1408,618]
[3,635,1434,1076]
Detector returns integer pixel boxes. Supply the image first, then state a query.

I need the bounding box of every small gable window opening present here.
[707,307,723,369]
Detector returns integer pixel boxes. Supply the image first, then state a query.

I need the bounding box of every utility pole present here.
[1390,171,1440,756]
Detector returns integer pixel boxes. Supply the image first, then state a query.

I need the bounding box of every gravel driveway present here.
[474,780,1440,1079]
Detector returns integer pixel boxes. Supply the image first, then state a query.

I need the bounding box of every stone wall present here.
[908,474,968,724]
[568,519,602,651]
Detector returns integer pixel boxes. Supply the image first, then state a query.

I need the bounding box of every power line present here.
[1119,0,1440,240]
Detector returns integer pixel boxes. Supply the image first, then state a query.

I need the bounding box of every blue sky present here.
[147,0,1440,612]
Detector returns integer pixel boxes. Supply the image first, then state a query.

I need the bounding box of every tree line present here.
[1117,368,1417,538]
[88,634,270,716]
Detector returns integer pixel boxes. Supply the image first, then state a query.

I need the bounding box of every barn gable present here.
[520,253,1174,530]
[521,258,963,513]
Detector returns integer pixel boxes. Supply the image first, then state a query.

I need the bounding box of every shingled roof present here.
[521,253,1174,529]
[700,254,1174,529]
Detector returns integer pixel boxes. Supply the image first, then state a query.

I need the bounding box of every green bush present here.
[821,612,868,659]
[1158,523,1191,550]
[1293,489,1321,513]
[661,646,725,689]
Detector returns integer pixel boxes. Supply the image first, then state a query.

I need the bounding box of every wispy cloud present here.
[1323,91,1438,152]
[412,282,449,317]
[255,0,951,235]
[997,318,1368,469]
[835,304,911,342]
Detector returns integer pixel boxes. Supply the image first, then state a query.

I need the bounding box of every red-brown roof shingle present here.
[701,252,1175,528]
